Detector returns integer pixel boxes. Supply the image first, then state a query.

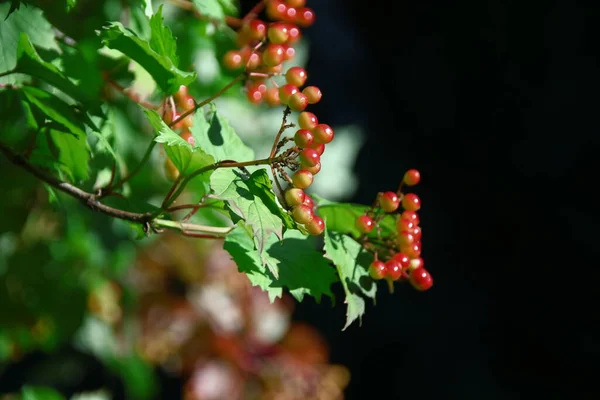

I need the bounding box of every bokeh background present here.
[1,0,599,399]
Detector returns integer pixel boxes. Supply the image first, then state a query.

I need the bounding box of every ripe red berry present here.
[396,218,414,233]
[267,22,289,44]
[284,6,297,21]
[180,130,195,146]
[262,44,285,66]
[292,169,313,189]
[244,51,262,70]
[401,193,421,211]
[299,148,320,167]
[302,194,314,210]
[302,86,322,104]
[304,162,321,175]
[265,87,280,106]
[173,85,189,105]
[292,204,314,224]
[408,257,424,271]
[174,114,193,130]
[285,23,302,43]
[223,50,243,70]
[312,124,334,144]
[294,129,314,147]
[403,169,421,186]
[392,252,410,268]
[355,215,374,234]
[298,112,318,130]
[385,259,403,281]
[288,91,308,111]
[403,242,422,259]
[397,231,415,247]
[306,215,325,235]
[285,67,307,87]
[284,188,305,207]
[402,210,420,225]
[295,7,315,26]
[409,267,433,291]
[308,142,325,156]
[369,260,387,280]
[248,19,267,41]
[279,83,299,105]
[285,0,305,7]
[247,86,263,104]
[282,44,296,60]
[378,191,400,212]
[266,0,287,20]
[412,226,422,241]
[179,95,195,112]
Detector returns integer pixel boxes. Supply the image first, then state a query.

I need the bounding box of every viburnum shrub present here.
[0,0,432,342]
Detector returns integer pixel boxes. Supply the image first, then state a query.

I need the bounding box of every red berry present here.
[403,242,422,259]
[266,0,287,20]
[179,95,195,112]
[304,162,321,175]
[295,7,315,26]
[396,218,414,233]
[267,22,289,44]
[292,170,313,189]
[397,231,415,247]
[302,194,314,209]
[369,260,387,280]
[173,85,189,104]
[284,6,297,21]
[302,86,322,104]
[312,124,334,144]
[292,204,314,224]
[286,23,302,43]
[392,252,410,268]
[285,0,305,7]
[262,44,285,66]
[282,44,296,60]
[378,191,400,212]
[409,267,433,291]
[175,114,193,130]
[284,188,305,207]
[245,52,262,70]
[223,50,243,70]
[247,19,267,41]
[402,210,420,225]
[299,148,320,167]
[265,87,280,106]
[385,259,403,281]
[298,112,318,130]
[401,193,421,211]
[355,215,374,234]
[308,142,325,156]
[412,226,422,241]
[247,86,263,104]
[306,215,325,235]
[279,83,299,105]
[285,67,307,87]
[403,169,421,186]
[294,129,314,147]
[408,257,424,271]
[180,130,195,146]
[288,91,308,111]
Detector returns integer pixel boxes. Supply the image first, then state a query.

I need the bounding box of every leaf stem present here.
[0,69,15,79]
[101,140,158,195]
[269,107,292,158]
[153,218,232,236]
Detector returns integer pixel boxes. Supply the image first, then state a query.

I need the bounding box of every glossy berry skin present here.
[265,87,280,106]
[402,210,420,225]
[267,22,289,44]
[412,226,422,241]
[403,242,422,259]
[306,215,325,235]
[286,23,302,43]
[298,112,318,130]
[292,170,313,189]
[180,130,195,146]
[385,259,403,281]
[312,124,334,144]
[266,0,287,20]
[302,86,322,104]
[282,44,296,60]
[284,188,305,207]
[379,191,400,212]
[292,204,314,224]
[223,50,243,70]
[396,218,415,233]
[288,91,308,112]
[173,85,189,105]
[262,44,285,66]
[408,257,424,271]
[299,148,320,167]
[409,267,433,291]
[397,231,415,247]
[247,86,263,104]
[304,162,321,175]
[355,215,374,234]
[369,261,387,280]
[294,129,314,147]
[303,194,314,210]
[285,0,305,7]
[284,6,297,21]
[403,169,421,186]
[247,19,267,41]
[402,193,421,211]
[279,84,299,105]
[285,67,307,87]
[295,7,315,27]
[308,142,325,156]
[392,252,410,268]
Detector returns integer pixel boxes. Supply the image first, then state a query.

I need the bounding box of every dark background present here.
[286,0,600,399]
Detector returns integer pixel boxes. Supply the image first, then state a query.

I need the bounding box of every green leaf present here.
[317,201,397,240]
[21,87,88,138]
[99,20,196,94]
[324,228,377,330]
[211,168,285,274]
[192,0,225,20]
[66,0,77,12]
[218,0,238,15]
[22,386,66,400]
[49,129,90,181]
[0,3,60,85]
[191,106,254,161]
[149,5,179,66]
[224,224,337,303]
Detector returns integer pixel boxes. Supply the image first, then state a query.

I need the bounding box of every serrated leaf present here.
[191,107,254,161]
[192,0,225,20]
[224,224,337,303]
[0,3,60,85]
[14,34,101,115]
[250,169,296,230]
[22,386,66,400]
[211,168,286,274]
[324,228,377,330]
[99,21,196,94]
[317,201,397,240]
[149,5,178,65]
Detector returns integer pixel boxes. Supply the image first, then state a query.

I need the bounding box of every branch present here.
[0,141,154,225]
[153,218,233,237]
[100,140,158,196]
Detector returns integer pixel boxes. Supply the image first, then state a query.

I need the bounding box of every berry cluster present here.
[222,0,320,110]
[163,85,197,181]
[357,169,433,292]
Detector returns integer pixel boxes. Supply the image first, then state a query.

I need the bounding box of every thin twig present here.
[101,141,158,196]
